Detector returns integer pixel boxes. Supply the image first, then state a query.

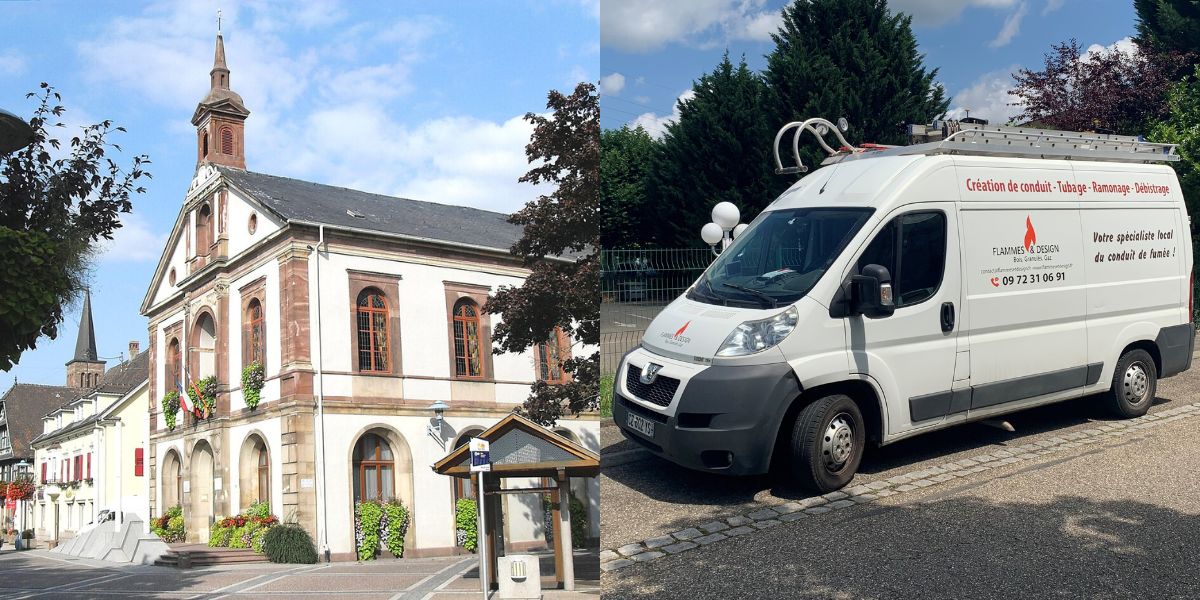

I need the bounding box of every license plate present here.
[626,412,656,438]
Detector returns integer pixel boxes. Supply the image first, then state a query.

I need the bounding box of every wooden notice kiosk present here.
[433,413,599,591]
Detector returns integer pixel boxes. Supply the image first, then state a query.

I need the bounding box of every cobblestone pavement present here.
[602,364,1200,598]
[0,550,599,599]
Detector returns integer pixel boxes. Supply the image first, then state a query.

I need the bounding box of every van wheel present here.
[789,394,865,493]
[1106,349,1157,418]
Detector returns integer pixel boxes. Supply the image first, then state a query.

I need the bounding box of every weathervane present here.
[217,9,222,34]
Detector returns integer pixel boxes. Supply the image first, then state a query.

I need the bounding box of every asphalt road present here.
[602,364,1200,599]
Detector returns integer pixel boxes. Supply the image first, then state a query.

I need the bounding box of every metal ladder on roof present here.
[773,118,1180,176]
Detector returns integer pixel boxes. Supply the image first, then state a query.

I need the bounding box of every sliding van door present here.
[845,203,963,433]
[959,205,1090,413]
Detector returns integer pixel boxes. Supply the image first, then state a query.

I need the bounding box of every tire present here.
[1106,349,1157,418]
[789,394,865,493]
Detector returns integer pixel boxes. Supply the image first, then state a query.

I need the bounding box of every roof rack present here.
[774,118,1179,175]
[901,121,1179,163]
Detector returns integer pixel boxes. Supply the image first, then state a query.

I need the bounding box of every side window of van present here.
[857,211,947,308]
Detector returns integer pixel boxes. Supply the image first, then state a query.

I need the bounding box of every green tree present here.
[1136,0,1200,57]
[765,0,949,173]
[485,83,598,425]
[649,53,785,247]
[600,125,658,249]
[1150,66,1200,267]
[0,84,150,370]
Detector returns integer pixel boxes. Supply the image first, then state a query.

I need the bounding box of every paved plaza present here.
[0,550,600,600]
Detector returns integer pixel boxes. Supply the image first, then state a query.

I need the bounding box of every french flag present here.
[178,376,196,415]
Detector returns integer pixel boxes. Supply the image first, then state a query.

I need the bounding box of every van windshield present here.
[689,207,874,308]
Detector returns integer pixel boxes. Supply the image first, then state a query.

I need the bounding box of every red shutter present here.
[75,456,82,481]
[87,453,92,479]
[41,463,47,483]
[134,448,144,477]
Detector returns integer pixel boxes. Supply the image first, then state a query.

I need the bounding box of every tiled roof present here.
[216,166,526,253]
[29,350,149,447]
[0,384,78,461]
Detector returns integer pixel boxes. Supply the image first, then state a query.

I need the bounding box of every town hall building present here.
[140,34,598,559]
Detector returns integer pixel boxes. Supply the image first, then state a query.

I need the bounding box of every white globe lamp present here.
[711,202,740,230]
[732,223,749,239]
[700,222,724,246]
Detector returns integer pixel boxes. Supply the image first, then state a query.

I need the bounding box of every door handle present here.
[940,302,955,332]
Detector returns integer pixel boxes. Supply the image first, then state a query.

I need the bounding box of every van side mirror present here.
[850,264,895,318]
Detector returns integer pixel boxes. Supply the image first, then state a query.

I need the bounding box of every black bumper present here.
[613,361,801,475]
[1157,323,1196,378]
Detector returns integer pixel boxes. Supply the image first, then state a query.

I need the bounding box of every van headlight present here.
[716,306,799,357]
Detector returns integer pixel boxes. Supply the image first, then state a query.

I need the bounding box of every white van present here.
[614,119,1195,492]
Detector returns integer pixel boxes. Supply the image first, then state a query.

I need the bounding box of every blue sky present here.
[599,0,1138,134]
[0,0,597,387]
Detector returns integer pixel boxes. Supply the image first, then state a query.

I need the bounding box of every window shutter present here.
[87,453,92,479]
[75,456,82,481]
[135,448,144,477]
[41,463,46,483]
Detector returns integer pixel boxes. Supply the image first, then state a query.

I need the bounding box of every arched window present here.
[245,299,265,369]
[196,204,213,255]
[353,433,394,502]
[192,312,217,380]
[221,127,234,154]
[167,338,182,392]
[356,289,390,372]
[162,450,182,509]
[452,300,483,378]
[202,133,209,157]
[538,328,570,384]
[258,444,270,504]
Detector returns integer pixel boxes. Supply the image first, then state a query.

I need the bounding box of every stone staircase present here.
[49,514,169,564]
[154,543,270,568]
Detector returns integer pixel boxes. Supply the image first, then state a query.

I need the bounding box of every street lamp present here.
[702,202,747,255]
[426,400,450,449]
[0,109,34,155]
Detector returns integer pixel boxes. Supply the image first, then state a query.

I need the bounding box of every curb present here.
[600,401,1200,574]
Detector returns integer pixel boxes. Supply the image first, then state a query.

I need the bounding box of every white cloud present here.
[889,0,1018,27]
[1084,36,1136,58]
[989,1,1028,48]
[944,66,1023,125]
[601,0,782,53]
[1042,0,1066,15]
[0,49,25,75]
[599,72,626,95]
[630,89,695,138]
[98,212,169,263]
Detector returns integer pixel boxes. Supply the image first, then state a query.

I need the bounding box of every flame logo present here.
[674,321,691,338]
[1024,216,1036,251]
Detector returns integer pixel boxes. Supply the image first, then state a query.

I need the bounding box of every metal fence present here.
[600,248,714,375]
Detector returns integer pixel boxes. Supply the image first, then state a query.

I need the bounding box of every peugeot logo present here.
[640,363,663,385]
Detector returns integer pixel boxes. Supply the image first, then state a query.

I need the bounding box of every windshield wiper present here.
[721,283,777,308]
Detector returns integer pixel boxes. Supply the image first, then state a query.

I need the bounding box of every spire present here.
[192,25,249,168]
[210,33,230,91]
[73,289,98,362]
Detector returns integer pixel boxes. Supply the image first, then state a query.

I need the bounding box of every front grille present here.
[625,364,680,408]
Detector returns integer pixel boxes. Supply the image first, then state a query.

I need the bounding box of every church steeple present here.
[65,289,105,389]
[193,29,249,169]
